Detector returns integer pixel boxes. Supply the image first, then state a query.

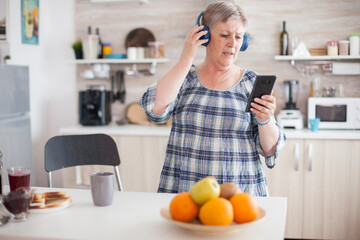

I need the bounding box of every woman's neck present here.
[197,62,241,90]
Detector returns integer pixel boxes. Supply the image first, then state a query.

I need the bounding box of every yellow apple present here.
[190,176,220,205]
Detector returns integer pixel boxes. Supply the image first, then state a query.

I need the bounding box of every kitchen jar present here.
[102,42,112,56]
[82,35,99,60]
[327,41,338,56]
[148,41,165,58]
[349,34,360,56]
[338,40,349,55]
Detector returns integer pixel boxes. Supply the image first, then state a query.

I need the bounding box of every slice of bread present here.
[30,191,71,209]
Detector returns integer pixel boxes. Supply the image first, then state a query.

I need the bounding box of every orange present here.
[230,193,259,223]
[169,192,199,222]
[198,197,234,226]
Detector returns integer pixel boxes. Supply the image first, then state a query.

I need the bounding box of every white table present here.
[0,187,287,240]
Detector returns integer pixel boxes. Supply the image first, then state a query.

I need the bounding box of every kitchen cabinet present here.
[263,139,360,239]
[61,134,169,192]
[114,135,168,192]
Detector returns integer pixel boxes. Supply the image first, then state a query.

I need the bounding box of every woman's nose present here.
[228,36,236,47]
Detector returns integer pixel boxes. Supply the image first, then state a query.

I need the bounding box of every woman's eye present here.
[236,36,242,40]
[221,34,228,38]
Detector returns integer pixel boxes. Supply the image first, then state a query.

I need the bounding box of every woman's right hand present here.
[180,25,209,64]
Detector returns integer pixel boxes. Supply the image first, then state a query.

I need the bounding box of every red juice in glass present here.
[8,167,31,191]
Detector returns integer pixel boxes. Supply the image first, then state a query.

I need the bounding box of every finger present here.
[261,95,276,104]
[195,29,208,39]
[191,25,205,34]
[251,102,273,116]
[250,108,268,120]
[253,98,273,112]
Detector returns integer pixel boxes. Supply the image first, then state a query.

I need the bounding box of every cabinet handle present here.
[308,143,313,171]
[294,143,299,171]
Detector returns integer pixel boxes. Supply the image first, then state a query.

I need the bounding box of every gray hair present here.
[202,1,248,30]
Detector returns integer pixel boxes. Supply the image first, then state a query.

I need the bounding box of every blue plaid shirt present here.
[140,66,286,196]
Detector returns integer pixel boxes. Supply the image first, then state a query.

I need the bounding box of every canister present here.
[102,42,112,56]
[338,40,349,55]
[327,41,338,56]
[148,41,165,58]
[349,34,360,56]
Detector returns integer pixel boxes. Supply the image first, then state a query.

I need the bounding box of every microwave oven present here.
[308,97,360,130]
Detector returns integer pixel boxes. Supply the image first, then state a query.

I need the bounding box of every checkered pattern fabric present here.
[140,66,286,196]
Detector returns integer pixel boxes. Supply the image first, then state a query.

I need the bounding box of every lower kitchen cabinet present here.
[264,139,360,240]
[114,135,168,192]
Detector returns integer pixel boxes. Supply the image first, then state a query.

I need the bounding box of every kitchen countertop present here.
[59,124,360,140]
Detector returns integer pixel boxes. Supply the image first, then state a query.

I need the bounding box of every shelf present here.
[70,58,169,65]
[275,55,360,61]
[274,55,360,75]
[274,55,360,65]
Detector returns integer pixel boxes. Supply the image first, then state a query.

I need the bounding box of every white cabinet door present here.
[302,139,360,240]
[116,136,168,192]
[263,139,304,239]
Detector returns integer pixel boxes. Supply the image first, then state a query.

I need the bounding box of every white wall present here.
[8,0,77,187]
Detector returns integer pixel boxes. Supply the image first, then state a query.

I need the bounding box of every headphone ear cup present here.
[196,11,211,47]
[200,26,211,46]
[240,32,249,51]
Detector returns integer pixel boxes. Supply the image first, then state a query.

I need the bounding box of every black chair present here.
[44,134,123,191]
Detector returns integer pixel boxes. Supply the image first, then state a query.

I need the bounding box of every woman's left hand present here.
[250,95,276,124]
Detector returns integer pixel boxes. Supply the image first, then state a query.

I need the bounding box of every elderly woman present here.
[140,1,286,196]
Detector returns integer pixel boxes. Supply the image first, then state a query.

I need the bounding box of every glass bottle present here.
[280,21,289,55]
[96,28,103,59]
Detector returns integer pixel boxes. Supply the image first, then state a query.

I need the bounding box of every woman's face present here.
[207,18,246,67]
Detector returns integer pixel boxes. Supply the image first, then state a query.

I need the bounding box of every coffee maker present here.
[277,80,304,129]
[79,85,112,126]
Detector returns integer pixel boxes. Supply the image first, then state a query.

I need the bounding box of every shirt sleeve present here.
[252,117,287,169]
[140,82,176,123]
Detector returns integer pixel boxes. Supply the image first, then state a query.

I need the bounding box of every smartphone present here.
[245,75,277,112]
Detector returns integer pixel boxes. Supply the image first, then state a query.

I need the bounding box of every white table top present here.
[0,187,287,240]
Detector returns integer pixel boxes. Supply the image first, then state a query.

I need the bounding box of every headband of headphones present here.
[196,11,249,51]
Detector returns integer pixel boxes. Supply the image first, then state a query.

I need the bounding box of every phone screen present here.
[245,75,277,112]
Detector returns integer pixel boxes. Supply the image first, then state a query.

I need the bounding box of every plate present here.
[104,54,126,59]
[28,199,72,214]
[160,205,266,235]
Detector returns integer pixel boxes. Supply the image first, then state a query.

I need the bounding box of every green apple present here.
[190,176,220,205]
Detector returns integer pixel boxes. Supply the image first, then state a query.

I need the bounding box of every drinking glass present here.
[8,167,31,191]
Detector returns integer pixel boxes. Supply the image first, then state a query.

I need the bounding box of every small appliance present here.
[308,97,360,130]
[277,80,304,129]
[79,85,112,126]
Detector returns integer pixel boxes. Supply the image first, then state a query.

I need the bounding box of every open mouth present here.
[223,52,234,56]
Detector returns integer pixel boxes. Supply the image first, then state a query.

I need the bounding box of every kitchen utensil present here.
[125,28,156,48]
[116,70,126,103]
[126,102,154,125]
[90,172,114,207]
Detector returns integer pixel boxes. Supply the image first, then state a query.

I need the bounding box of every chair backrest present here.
[45,134,120,171]
[45,134,122,191]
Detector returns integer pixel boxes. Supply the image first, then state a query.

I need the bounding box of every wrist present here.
[255,116,271,126]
